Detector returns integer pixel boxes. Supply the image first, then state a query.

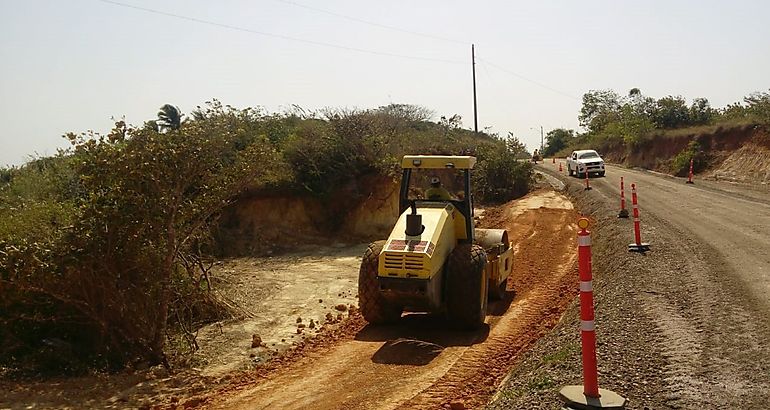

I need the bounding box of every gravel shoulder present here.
[489,164,770,409]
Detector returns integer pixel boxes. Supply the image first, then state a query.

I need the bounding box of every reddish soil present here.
[0,189,580,410]
[197,189,579,410]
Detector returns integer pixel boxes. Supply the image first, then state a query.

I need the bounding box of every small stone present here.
[281,339,285,342]
[319,299,323,303]
[251,334,262,348]
[296,328,302,334]
[309,319,316,329]
[297,323,306,329]
[325,312,334,322]
[337,313,344,321]
[335,304,347,312]
[249,353,256,358]
[296,317,302,323]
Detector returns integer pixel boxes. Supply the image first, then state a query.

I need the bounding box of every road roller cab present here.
[358,155,514,329]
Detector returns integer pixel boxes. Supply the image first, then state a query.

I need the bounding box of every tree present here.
[43,120,278,367]
[542,128,575,157]
[375,104,434,123]
[439,114,463,137]
[157,104,183,131]
[744,90,770,123]
[504,132,528,158]
[579,90,623,133]
[473,142,533,203]
[689,98,714,125]
[618,105,655,146]
[651,96,690,128]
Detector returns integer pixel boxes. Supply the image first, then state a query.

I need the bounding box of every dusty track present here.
[212,190,579,410]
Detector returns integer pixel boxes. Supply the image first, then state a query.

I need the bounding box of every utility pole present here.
[540,125,544,154]
[472,44,478,135]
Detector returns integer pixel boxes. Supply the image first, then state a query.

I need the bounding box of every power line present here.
[272,0,468,45]
[478,56,580,101]
[95,0,465,65]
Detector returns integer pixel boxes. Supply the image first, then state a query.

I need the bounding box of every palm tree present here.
[157,104,183,131]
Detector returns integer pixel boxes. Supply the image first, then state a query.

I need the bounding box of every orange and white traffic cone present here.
[559,162,563,172]
[618,177,629,218]
[584,168,592,191]
[628,184,650,252]
[559,218,626,409]
[686,158,694,184]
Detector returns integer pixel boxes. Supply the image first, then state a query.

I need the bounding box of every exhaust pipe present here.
[405,202,424,236]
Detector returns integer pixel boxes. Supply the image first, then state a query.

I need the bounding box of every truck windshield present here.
[579,152,599,159]
[407,168,465,201]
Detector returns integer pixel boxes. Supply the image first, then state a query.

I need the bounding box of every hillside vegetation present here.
[0,102,532,376]
[542,89,770,176]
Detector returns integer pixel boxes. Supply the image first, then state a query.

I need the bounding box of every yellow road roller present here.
[358,155,514,329]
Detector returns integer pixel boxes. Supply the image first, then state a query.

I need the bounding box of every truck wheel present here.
[358,241,402,324]
[446,244,488,330]
[568,166,573,177]
[489,278,508,300]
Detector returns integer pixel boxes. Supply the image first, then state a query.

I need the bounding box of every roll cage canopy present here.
[402,155,477,170]
[399,155,476,242]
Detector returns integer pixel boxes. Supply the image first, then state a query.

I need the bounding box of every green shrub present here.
[473,141,533,203]
[671,139,706,176]
[0,102,534,375]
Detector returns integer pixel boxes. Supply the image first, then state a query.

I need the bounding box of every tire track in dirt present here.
[397,205,580,409]
[636,211,770,408]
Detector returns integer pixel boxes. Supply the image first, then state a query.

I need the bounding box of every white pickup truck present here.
[567,149,605,178]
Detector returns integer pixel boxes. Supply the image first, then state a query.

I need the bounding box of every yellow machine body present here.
[378,203,468,280]
[366,155,513,313]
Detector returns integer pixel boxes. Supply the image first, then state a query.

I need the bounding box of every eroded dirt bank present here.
[601,124,770,184]
[206,189,579,410]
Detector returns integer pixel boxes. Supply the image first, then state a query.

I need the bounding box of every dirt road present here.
[526,163,770,408]
[212,191,580,410]
[599,165,770,310]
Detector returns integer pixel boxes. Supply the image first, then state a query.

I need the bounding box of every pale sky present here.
[1,0,769,166]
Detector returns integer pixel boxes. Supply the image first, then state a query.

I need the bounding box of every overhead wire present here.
[272,0,468,45]
[477,57,581,101]
[95,0,466,64]
[269,0,579,101]
[97,0,579,100]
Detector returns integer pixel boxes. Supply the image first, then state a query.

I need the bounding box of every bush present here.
[671,139,706,176]
[1,119,283,373]
[1,102,534,375]
[473,142,533,203]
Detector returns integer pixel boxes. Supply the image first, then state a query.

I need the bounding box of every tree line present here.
[540,88,770,158]
[0,101,532,375]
